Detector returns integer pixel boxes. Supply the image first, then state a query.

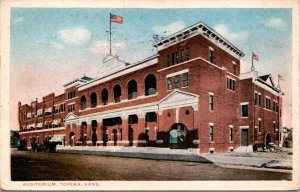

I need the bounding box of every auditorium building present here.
[18,22,283,153]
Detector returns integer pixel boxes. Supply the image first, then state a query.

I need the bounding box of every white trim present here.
[209,46,214,51]
[208,92,214,96]
[240,102,249,105]
[155,140,164,144]
[258,118,262,120]
[273,121,276,123]
[232,61,236,65]
[19,127,66,134]
[192,140,200,144]
[253,79,281,96]
[166,69,189,78]
[228,125,234,128]
[209,122,214,126]
[226,71,239,79]
[239,126,249,129]
[227,75,237,80]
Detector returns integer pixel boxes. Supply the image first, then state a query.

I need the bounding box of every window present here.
[171,53,175,65]
[276,103,279,112]
[209,94,214,111]
[180,49,184,62]
[209,125,213,142]
[144,74,157,96]
[175,75,180,88]
[167,77,172,91]
[208,49,213,63]
[229,127,233,141]
[258,94,261,107]
[68,91,76,99]
[273,122,276,133]
[80,96,87,110]
[227,78,236,91]
[265,97,271,110]
[258,119,262,132]
[127,80,137,100]
[185,48,189,61]
[175,52,179,64]
[273,101,276,111]
[101,89,108,105]
[166,55,170,67]
[183,73,188,87]
[254,93,258,105]
[241,104,248,117]
[68,104,75,113]
[90,92,97,108]
[113,85,122,103]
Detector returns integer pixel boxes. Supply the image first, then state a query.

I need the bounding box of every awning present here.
[52,119,61,125]
[49,135,65,143]
[45,107,52,113]
[36,123,43,128]
[26,113,32,118]
[37,109,43,116]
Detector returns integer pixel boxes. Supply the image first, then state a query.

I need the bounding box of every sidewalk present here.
[56,146,292,170]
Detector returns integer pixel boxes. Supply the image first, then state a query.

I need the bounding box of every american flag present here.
[110,13,123,24]
[252,52,259,61]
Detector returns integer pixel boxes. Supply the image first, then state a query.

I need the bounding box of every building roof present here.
[153,21,245,58]
[63,75,93,88]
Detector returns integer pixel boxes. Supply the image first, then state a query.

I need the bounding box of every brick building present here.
[18,22,283,153]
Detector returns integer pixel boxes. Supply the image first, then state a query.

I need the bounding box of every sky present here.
[10,8,292,130]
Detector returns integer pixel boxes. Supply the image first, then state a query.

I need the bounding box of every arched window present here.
[80,96,86,110]
[101,89,108,105]
[113,84,121,103]
[144,74,157,96]
[90,92,97,108]
[127,80,137,100]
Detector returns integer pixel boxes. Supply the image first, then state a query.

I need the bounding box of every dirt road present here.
[11,149,291,181]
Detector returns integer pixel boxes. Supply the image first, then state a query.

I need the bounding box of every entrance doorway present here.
[169,123,188,149]
[265,133,271,146]
[241,129,248,146]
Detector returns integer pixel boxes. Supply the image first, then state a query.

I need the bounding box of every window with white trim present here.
[229,127,233,141]
[208,49,213,63]
[183,73,188,87]
[265,97,271,110]
[273,122,276,133]
[209,94,214,111]
[227,78,235,91]
[258,119,262,132]
[209,125,213,142]
[254,92,258,105]
[175,75,181,88]
[167,77,172,91]
[241,104,248,118]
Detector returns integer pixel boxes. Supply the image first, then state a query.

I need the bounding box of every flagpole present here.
[109,13,112,55]
[251,52,255,71]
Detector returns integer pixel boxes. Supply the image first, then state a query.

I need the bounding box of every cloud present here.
[262,17,285,28]
[89,40,126,54]
[214,24,248,44]
[50,41,63,50]
[59,26,91,46]
[152,21,186,36]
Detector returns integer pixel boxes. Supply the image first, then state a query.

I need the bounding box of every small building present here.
[18,21,283,153]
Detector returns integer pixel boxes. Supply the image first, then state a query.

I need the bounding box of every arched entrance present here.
[69,132,75,146]
[265,133,271,146]
[91,120,98,146]
[169,123,188,149]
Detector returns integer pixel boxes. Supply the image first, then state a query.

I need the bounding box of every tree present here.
[10,130,19,148]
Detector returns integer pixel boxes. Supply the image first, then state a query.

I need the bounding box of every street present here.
[11,149,291,181]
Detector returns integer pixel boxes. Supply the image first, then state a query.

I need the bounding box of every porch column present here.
[121,115,129,146]
[137,113,145,146]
